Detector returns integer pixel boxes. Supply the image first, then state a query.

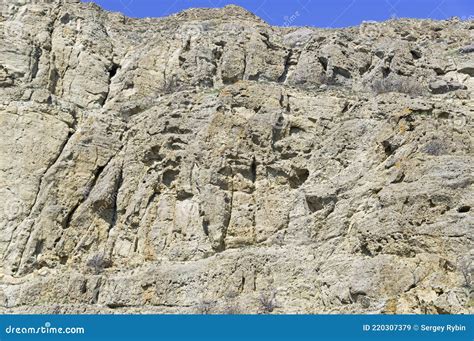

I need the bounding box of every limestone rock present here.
[459,44,474,54]
[0,2,472,314]
[429,80,466,94]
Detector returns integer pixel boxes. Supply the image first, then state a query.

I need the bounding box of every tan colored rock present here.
[0,1,472,314]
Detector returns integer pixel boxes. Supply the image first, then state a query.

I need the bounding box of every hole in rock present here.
[162,169,180,187]
[289,168,309,189]
[108,63,119,79]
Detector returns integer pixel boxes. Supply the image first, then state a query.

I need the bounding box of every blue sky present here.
[82,0,474,28]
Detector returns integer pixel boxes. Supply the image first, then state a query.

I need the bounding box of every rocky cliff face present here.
[0,0,472,314]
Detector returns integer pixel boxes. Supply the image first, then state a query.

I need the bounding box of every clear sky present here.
[82,0,474,28]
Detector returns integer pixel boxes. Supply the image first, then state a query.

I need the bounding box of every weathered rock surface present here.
[0,0,472,314]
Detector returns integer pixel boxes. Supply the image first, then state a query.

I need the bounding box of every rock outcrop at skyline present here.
[0,0,472,313]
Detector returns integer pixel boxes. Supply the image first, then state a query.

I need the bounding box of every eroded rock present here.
[0,1,472,314]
